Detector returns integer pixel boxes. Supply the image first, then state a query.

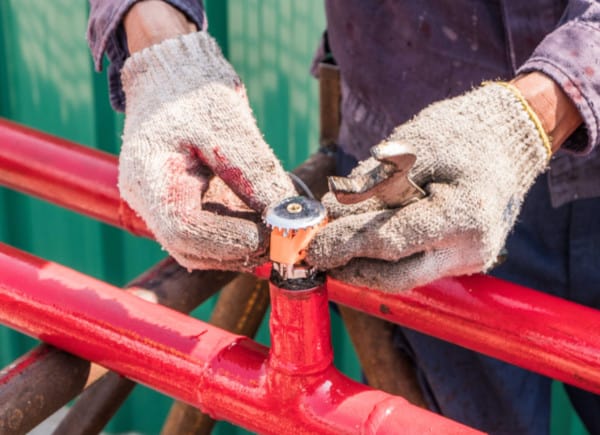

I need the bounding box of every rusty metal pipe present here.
[52,372,135,435]
[0,345,90,435]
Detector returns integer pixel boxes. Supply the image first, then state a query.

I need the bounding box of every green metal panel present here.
[0,1,590,434]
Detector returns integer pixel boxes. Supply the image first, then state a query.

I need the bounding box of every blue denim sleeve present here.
[87,0,206,111]
[518,0,600,153]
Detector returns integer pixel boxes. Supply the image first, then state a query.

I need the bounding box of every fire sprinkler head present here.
[263,196,327,281]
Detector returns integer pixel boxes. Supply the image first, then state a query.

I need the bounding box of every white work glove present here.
[120,31,296,271]
[307,83,550,292]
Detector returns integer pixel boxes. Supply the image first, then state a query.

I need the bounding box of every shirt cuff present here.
[518,21,600,154]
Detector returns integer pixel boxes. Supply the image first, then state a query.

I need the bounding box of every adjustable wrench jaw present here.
[328,141,426,208]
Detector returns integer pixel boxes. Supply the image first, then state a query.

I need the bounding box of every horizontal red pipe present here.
[0,118,150,237]
[329,276,600,394]
[0,242,478,434]
[2,118,600,394]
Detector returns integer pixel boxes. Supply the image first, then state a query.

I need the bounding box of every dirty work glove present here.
[307,83,551,292]
[120,31,295,271]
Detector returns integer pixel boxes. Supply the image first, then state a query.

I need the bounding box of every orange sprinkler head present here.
[264,197,327,279]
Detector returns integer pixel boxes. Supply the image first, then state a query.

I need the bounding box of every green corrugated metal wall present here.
[0,1,590,434]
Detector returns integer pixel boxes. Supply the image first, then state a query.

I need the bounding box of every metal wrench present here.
[328,141,426,207]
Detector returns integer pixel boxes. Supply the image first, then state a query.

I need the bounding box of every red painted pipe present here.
[2,118,600,395]
[0,118,150,237]
[0,242,478,434]
[328,276,600,394]
[268,283,333,375]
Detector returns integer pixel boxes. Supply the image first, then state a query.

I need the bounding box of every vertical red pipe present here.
[269,284,333,375]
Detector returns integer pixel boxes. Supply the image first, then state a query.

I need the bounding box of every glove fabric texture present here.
[307,83,550,292]
[120,31,295,271]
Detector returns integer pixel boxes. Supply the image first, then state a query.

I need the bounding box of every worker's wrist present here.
[510,72,582,152]
[124,0,198,54]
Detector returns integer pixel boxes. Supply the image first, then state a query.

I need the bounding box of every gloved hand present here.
[119,31,296,271]
[307,83,551,292]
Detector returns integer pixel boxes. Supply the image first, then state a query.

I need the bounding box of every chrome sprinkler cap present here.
[263,196,327,232]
